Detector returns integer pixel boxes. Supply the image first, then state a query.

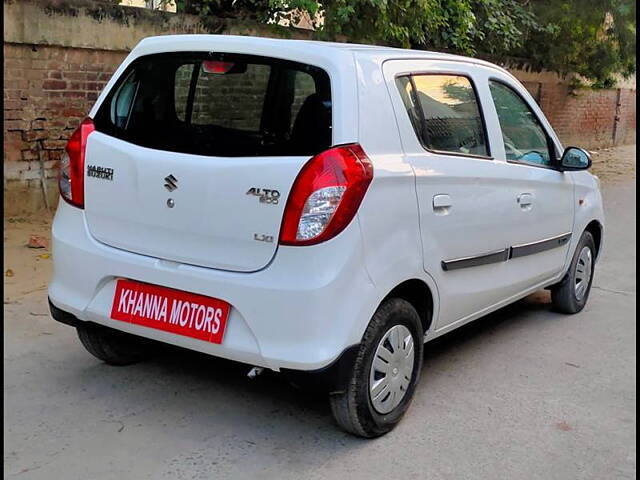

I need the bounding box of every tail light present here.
[59,117,95,208]
[279,144,373,246]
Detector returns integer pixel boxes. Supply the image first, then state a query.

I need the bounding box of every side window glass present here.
[111,71,139,129]
[396,76,423,136]
[397,74,489,157]
[174,64,195,122]
[290,70,317,131]
[489,80,552,166]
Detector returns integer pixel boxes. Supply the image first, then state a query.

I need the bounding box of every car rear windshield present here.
[93,52,332,157]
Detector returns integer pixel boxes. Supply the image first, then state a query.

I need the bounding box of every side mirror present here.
[560,147,592,171]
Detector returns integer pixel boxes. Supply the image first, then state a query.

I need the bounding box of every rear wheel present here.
[77,323,153,366]
[551,231,596,314]
[329,298,424,438]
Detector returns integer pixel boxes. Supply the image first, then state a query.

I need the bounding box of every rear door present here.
[85,52,333,272]
[384,60,525,329]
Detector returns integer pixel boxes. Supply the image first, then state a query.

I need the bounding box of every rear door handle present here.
[517,193,534,208]
[433,194,452,215]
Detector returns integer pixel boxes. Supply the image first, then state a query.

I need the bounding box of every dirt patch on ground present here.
[589,144,636,184]
[3,212,53,305]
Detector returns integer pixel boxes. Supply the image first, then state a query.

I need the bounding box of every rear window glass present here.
[94,53,332,157]
[396,74,489,157]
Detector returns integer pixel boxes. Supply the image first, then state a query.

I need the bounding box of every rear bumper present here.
[49,298,80,327]
[48,200,377,372]
[49,297,360,391]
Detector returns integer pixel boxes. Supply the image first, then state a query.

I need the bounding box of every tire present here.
[329,298,424,438]
[76,323,153,366]
[551,231,596,314]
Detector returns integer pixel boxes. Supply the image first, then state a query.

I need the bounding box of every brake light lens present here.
[59,117,95,208]
[279,144,373,246]
[202,60,235,74]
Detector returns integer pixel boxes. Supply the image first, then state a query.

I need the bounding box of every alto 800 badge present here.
[246,187,280,205]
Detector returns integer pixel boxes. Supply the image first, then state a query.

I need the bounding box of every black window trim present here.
[488,77,561,171]
[183,61,200,126]
[110,69,140,131]
[395,71,494,161]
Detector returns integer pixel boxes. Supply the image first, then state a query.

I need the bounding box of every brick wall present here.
[616,88,637,145]
[4,43,127,210]
[3,0,319,214]
[191,63,272,131]
[519,78,636,150]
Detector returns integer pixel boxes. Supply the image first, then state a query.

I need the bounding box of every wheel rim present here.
[369,324,415,414]
[574,246,593,301]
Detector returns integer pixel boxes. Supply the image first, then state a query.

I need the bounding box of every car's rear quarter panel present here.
[354,53,441,331]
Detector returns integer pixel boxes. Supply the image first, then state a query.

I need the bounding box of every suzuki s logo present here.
[164,174,178,192]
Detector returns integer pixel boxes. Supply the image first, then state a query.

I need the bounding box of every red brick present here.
[5,131,26,149]
[63,91,85,98]
[4,100,24,110]
[21,149,40,161]
[23,130,49,141]
[30,119,46,130]
[4,68,25,80]
[4,109,24,121]
[85,63,105,72]
[45,150,64,162]
[4,90,23,100]
[4,79,23,90]
[42,139,68,150]
[25,69,46,80]
[4,147,23,163]
[62,108,85,118]
[63,72,87,80]
[43,80,67,90]
[4,120,27,131]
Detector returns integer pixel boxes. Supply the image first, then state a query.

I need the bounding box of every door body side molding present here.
[441,248,510,271]
[509,232,572,259]
[441,233,572,271]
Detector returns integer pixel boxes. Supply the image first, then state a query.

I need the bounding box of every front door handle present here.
[517,193,534,209]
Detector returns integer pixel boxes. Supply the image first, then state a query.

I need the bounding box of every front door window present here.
[489,80,554,167]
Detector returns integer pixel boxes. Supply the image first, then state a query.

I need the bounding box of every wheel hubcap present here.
[574,246,593,301]
[369,325,415,414]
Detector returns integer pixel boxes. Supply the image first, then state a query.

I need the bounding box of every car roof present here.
[134,34,509,74]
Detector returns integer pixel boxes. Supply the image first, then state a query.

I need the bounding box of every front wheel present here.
[551,231,596,314]
[329,298,424,438]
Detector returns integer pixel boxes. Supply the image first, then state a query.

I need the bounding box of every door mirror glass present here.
[561,147,592,170]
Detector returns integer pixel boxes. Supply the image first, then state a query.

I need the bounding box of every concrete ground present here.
[4,146,636,479]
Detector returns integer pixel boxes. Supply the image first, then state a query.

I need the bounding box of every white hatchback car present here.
[49,35,604,437]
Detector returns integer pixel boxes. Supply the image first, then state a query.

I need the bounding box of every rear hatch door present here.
[85,51,333,272]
